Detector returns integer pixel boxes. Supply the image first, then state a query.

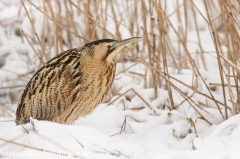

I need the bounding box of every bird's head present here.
[84,37,141,64]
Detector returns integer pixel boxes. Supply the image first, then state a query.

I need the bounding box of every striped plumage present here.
[15,37,141,125]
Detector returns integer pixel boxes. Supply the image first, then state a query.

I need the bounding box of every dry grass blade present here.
[21,30,45,65]
[0,137,80,157]
[21,0,48,61]
[0,85,25,89]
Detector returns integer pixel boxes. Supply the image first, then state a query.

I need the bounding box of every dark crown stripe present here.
[84,39,116,47]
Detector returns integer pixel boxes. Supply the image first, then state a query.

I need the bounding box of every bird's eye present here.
[107,45,112,49]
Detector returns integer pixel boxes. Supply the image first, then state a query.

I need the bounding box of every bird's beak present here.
[109,37,142,51]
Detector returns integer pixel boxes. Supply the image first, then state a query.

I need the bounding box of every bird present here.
[15,37,141,125]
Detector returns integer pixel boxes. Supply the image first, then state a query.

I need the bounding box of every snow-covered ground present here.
[0,1,239,159]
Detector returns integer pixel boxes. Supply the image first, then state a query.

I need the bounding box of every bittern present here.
[15,37,141,125]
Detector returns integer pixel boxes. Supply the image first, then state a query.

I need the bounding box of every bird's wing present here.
[16,50,81,124]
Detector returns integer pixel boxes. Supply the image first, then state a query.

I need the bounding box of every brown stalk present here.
[55,14,59,56]
[203,0,227,119]
[190,2,206,70]
[155,2,174,110]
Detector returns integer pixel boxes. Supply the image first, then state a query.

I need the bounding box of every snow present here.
[0,0,239,159]
[2,113,240,158]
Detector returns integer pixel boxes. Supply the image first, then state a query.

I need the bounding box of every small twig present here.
[197,116,212,126]
[21,30,45,65]
[120,118,126,134]
[128,72,145,78]
[0,120,15,122]
[108,88,153,112]
[229,100,240,108]
[21,125,29,134]
[209,83,240,88]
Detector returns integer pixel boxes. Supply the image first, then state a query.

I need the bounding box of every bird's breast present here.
[73,60,115,104]
[68,60,115,118]
[89,62,115,96]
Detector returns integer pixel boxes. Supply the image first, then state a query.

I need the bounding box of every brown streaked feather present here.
[16,49,83,124]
